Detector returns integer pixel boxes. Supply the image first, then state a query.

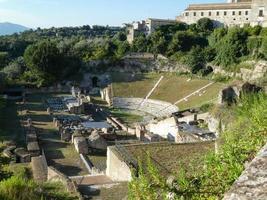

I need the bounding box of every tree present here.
[115,41,130,58]
[167,31,195,55]
[197,18,214,32]
[1,62,22,80]
[261,36,267,59]
[215,27,248,68]
[182,46,206,74]
[148,31,168,54]
[131,34,148,52]
[114,31,127,42]
[24,40,63,86]
[0,52,9,69]
[208,27,227,47]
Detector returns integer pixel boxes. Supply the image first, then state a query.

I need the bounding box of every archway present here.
[92,76,99,88]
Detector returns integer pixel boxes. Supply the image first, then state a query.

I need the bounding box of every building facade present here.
[126,18,177,44]
[177,0,267,27]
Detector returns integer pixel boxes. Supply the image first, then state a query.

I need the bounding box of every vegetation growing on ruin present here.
[128,93,267,199]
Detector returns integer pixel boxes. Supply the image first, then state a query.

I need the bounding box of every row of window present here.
[185,10,249,17]
[184,10,265,18]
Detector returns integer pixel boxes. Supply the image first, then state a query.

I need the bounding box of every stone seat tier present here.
[113,97,179,118]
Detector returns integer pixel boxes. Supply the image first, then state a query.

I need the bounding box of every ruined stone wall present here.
[223,142,267,199]
[146,117,179,141]
[106,147,132,182]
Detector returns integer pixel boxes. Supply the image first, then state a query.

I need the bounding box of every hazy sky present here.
[0,0,223,28]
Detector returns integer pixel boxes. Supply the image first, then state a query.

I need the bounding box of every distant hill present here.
[0,22,29,36]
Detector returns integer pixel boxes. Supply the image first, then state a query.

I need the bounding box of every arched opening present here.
[92,76,99,88]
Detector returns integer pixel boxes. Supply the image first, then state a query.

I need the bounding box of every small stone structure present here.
[25,125,41,157]
[73,137,89,154]
[100,85,113,107]
[88,131,108,151]
[218,82,263,105]
[106,147,132,182]
[146,117,179,141]
[14,148,31,163]
[61,128,72,142]
[31,155,48,183]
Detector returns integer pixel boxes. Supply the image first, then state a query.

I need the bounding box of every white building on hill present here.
[177,0,267,27]
[126,18,177,44]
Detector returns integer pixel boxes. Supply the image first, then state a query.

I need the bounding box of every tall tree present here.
[24,40,63,86]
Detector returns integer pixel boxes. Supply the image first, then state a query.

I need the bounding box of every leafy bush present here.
[0,176,38,200]
[199,103,214,113]
[212,74,231,83]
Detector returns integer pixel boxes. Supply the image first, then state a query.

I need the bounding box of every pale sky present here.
[0,0,223,28]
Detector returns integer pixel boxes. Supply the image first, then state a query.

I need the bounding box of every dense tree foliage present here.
[0,19,267,86]
[24,40,64,86]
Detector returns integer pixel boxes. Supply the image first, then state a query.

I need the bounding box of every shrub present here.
[212,74,231,83]
[0,176,38,200]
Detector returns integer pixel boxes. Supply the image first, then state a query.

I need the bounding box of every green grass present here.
[125,142,214,176]
[111,72,225,110]
[109,108,144,126]
[90,182,128,200]
[0,100,25,146]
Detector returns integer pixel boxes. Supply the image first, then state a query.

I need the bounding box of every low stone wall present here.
[25,86,70,94]
[106,147,132,182]
[107,116,136,136]
[31,154,48,183]
[48,166,69,183]
[47,166,83,199]
[123,52,155,60]
[79,154,93,174]
[79,154,105,175]
[177,112,209,123]
[212,60,267,82]
[223,142,267,200]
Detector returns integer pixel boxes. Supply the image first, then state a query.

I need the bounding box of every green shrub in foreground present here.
[128,93,267,199]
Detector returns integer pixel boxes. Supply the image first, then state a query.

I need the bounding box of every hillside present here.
[0,22,29,36]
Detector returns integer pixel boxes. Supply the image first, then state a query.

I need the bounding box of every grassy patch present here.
[0,100,25,146]
[111,72,225,109]
[109,108,143,126]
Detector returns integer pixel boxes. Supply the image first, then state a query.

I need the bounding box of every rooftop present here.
[185,2,251,11]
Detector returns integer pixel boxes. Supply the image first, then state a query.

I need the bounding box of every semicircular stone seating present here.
[113,97,179,118]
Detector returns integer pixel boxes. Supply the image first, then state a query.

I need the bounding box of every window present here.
[209,12,212,16]
[224,11,227,16]
[217,11,219,16]
[201,12,204,16]
[233,11,235,15]
[185,12,189,16]
[239,11,242,15]
[259,10,264,17]
[245,11,248,15]
[194,12,196,16]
